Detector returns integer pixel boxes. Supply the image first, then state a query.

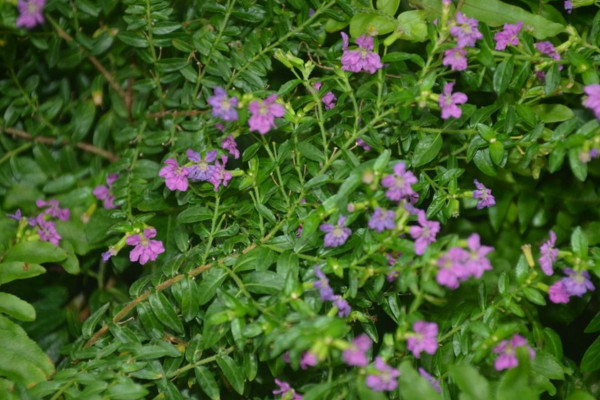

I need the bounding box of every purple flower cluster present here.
[549,268,595,304]
[436,233,494,289]
[340,33,383,74]
[36,214,62,246]
[564,0,573,13]
[159,149,233,193]
[381,162,418,202]
[583,84,600,120]
[221,134,240,159]
[493,334,535,371]
[473,179,495,209]
[406,321,439,358]
[159,159,189,192]
[494,22,523,51]
[273,379,302,400]
[93,174,119,209]
[439,82,467,120]
[342,334,372,367]
[126,228,165,265]
[207,87,239,121]
[418,368,442,393]
[37,199,70,221]
[410,211,441,255]
[443,12,483,72]
[8,199,71,246]
[320,215,351,248]
[314,82,337,110]
[16,0,45,29]
[538,230,558,276]
[366,357,400,392]
[356,138,371,151]
[368,208,396,233]
[535,42,561,61]
[313,266,351,317]
[248,94,286,134]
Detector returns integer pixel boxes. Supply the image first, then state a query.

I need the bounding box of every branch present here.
[1,126,119,162]
[147,109,208,119]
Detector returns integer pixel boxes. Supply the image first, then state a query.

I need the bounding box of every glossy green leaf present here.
[216,355,244,395]
[0,262,46,285]
[148,292,184,334]
[412,133,442,167]
[195,366,220,400]
[3,242,67,264]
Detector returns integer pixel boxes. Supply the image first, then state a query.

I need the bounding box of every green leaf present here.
[473,149,497,176]
[493,57,514,95]
[3,241,67,264]
[585,312,600,333]
[398,361,442,399]
[377,0,400,16]
[0,262,46,285]
[0,315,54,385]
[81,303,110,339]
[566,390,597,400]
[350,13,397,37]
[244,271,284,294]
[43,175,76,194]
[0,292,35,321]
[197,268,228,305]
[105,381,149,399]
[545,63,560,96]
[449,364,490,400]
[412,133,442,167]
[216,355,244,395]
[531,351,564,380]
[568,148,588,181]
[148,292,184,334]
[195,366,220,400]
[177,205,213,223]
[179,276,200,322]
[395,11,428,42]
[571,227,588,258]
[255,204,276,223]
[489,140,504,165]
[522,288,546,306]
[533,104,574,123]
[72,101,96,142]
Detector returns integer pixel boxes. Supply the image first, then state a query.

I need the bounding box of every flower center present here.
[221,99,230,110]
[333,226,344,237]
[395,176,405,188]
[28,2,39,13]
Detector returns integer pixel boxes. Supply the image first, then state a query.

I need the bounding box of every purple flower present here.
[36,199,70,221]
[564,0,572,13]
[548,280,570,304]
[221,134,240,159]
[465,233,493,278]
[342,334,372,367]
[126,228,165,265]
[273,379,302,400]
[562,268,595,297]
[473,179,495,209]
[535,42,561,61]
[439,82,468,120]
[333,296,351,317]
[207,87,238,121]
[366,357,400,392]
[300,352,318,369]
[36,215,61,246]
[93,173,119,209]
[368,208,396,233]
[443,47,468,71]
[410,211,440,255]
[158,159,189,192]
[16,0,45,29]
[494,22,523,50]
[493,334,535,371]
[209,156,232,191]
[186,149,217,181]
[583,84,600,120]
[591,148,599,158]
[356,138,371,151]
[340,33,383,74]
[385,253,400,282]
[381,162,418,202]
[449,12,483,48]
[418,368,442,393]
[407,321,438,358]
[7,209,22,221]
[248,94,286,134]
[538,230,558,276]
[436,247,469,289]
[102,247,117,262]
[320,215,351,248]
[313,266,336,301]
[322,91,337,110]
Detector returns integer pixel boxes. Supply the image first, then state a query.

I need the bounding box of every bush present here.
[1,0,600,399]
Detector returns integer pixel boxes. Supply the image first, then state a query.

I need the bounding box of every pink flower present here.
[548,281,570,304]
[583,84,600,120]
[406,321,438,358]
[538,230,558,276]
[36,199,70,221]
[494,22,523,50]
[473,179,495,209]
[159,159,189,192]
[209,156,232,191]
[465,233,494,278]
[535,42,561,61]
[207,87,238,121]
[409,211,440,255]
[340,33,383,74]
[221,135,240,159]
[381,162,418,202]
[442,47,468,71]
[93,174,119,209]
[366,357,400,392]
[126,228,165,265]
[248,94,286,134]
[300,351,318,369]
[449,12,483,48]
[342,334,372,367]
[436,248,469,289]
[16,0,45,29]
[439,82,467,120]
[493,334,535,371]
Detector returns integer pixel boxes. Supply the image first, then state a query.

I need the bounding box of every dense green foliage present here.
[1,0,600,399]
